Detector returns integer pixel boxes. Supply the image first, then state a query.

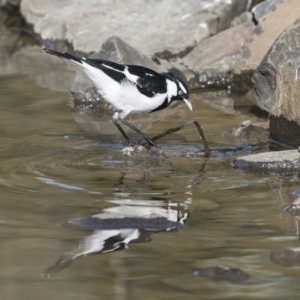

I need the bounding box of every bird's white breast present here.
[115,80,167,116]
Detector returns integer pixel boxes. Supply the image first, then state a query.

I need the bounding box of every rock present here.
[229,11,253,27]
[222,120,269,146]
[0,9,24,75]
[183,0,300,93]
[269,247,300,267]
[194,266,250,283]
[232,150,300,174]
[5,36,190,96]
[192,89,257,115]
[182,21,256,92]
[20,0,250,57]
[12,45,75,91]
[254,50,300,147]
[0,0,20,8]
[270,114,300,149]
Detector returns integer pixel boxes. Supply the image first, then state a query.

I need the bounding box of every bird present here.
[43,48,192,147]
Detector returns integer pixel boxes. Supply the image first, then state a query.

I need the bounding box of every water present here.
[1,73,300,300]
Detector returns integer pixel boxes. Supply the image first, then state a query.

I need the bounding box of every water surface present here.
[1,74,300,300]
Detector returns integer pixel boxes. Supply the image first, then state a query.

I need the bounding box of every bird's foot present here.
[128,141,138,147]
[139,138,160,148]
[148,141,160,148]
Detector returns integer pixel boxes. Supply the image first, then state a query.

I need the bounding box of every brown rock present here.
[253,17,300,148]
[183,0,300,94]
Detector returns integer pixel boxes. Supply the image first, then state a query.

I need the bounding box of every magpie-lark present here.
[43,48,192,147]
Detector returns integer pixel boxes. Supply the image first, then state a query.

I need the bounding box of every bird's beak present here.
[183,98,193,111]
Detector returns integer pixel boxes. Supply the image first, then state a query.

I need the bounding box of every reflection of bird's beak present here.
[183,98,193,111]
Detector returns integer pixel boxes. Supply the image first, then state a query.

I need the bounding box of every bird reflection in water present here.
[42,198,190,277]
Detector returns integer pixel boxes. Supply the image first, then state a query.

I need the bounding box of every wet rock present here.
[269,247,300,267]
[112,145,175,168]
[232,150,300,174]
[0,9,23,75]
[183,0,300,94]
[270,114,300,149]
[118,145,158,158]
[235,100,270,127]
[19,0,250,57]
[254,52,300,148]
[194,266,250,283]
[222,120,269,146]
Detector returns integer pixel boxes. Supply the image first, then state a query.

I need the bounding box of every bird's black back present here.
[43,48,173,98]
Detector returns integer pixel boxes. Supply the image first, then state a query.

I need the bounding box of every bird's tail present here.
[42,48,83,65]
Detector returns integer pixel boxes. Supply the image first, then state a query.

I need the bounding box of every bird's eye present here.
[178,90,183,95]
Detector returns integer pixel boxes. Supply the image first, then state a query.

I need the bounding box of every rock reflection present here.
[280,197,300,235]
[42,199,189,277]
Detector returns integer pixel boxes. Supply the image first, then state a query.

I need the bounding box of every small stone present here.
[194,266,250,283]
[269,247,300,267]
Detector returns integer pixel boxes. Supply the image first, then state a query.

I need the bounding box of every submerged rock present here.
[222,120,269,147]
[269,247,300,267]
[194,266,250,283]
[232,150,300,174]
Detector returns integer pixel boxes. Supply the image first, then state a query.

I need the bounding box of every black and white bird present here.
[43,48,192,147]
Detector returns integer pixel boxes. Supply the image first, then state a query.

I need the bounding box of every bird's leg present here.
[112,113,136,146]
[119,118,158,148]
[144,120,210,157]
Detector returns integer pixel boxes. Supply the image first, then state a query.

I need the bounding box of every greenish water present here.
[1,74,300,300]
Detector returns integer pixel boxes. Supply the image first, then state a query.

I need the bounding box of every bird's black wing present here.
[86,58,128,84]
[127,65,167,97]
[87,59,167,98]
[43,48,168,98]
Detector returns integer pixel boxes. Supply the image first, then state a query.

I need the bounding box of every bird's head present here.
[164,73,192,111]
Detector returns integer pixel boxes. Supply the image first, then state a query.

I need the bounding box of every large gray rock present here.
[20,0,250,57]
[253,17,300,148]
[12,45,75,91]
[183,0,300,93]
